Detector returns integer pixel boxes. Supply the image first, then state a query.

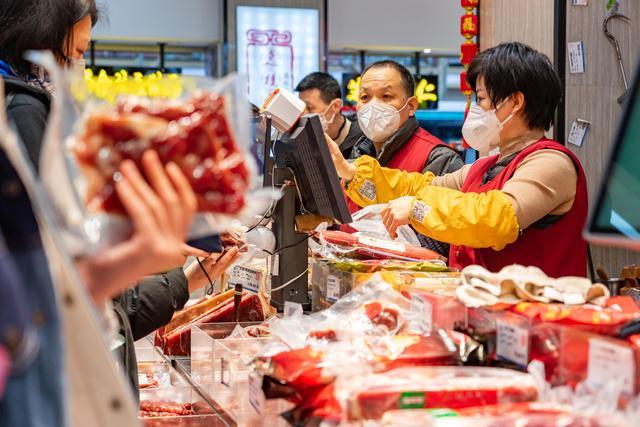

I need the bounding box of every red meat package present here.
[36,63,270,254]
[341,366,538,421]
[73,93,251,216]
[317,230,447,263]
[156,291,265,356]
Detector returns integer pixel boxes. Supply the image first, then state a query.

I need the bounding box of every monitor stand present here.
[269,167,311,312]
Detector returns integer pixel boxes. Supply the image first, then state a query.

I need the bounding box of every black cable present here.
[197,256,215,295]
[262,232,317,257]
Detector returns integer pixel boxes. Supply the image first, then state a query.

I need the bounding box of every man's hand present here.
[381,196,415,239]
[325,133,356,181]
[184,247,242,293]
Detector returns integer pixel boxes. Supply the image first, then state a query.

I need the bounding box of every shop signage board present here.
[237,6,320,107]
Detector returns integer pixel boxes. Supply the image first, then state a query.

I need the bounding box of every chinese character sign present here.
[237,6,320,107]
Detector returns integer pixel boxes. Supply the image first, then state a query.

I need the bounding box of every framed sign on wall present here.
[235,5,320,106]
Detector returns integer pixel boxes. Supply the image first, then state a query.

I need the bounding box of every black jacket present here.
[339,117,365,159]
[4,77,51,170]
[113,268,190,395]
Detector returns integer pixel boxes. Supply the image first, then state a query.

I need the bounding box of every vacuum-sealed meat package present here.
[29,51,273,254]
[342,366,538,421]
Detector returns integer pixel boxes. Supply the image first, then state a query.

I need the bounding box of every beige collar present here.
[498,129,546,159]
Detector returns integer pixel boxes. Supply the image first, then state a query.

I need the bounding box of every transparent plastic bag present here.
[30,51,275,255]
[350,204,421,247]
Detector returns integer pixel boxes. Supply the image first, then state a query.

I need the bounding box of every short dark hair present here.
[362,60,415,99]
[295,72,342,104]
[0,0,100,76]
[467,42,562,131]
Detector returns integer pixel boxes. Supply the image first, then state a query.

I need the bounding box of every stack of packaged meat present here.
[155,289,265,356]
[252,278,461,425]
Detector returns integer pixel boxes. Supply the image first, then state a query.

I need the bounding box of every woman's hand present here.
[184,247,242,293]
[80,150,198,303]
[325,133,356,181]
[381,197,415,239]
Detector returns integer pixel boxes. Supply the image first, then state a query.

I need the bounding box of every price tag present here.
[496,318,529,367]
[572,0,587,5]
[358,235,406,253]
[284,301,303,318]
[568,41,586,74]
[411,295,432,333]
[568,119,590,147]
[587,338,635,395]
[326,275,341,302]
[248,372,265,414]
[228,265,262,294]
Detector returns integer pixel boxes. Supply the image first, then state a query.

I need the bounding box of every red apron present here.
[448,139,588,278]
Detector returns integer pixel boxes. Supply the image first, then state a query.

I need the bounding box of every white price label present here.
[572,0,587,5]
[284,301,303,318]
[358,235,406,253]
[411,295,433,333]
[326,275,341,302]
[496,319,529,367]
[567,119,590,147]
[568,41,585,74]
[587,338,635,395]
[248,372,265,414]
[229,265,262,294]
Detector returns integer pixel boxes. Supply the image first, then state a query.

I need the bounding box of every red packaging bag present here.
[343,366,538,421]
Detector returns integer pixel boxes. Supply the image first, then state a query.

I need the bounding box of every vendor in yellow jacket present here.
[326,42,589,278]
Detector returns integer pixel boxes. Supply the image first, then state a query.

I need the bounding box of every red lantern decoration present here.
[460,72,473,94]
[460,14,479,38]
[461,0,479,8]
[459,0,479,149]
[461,42,478,65]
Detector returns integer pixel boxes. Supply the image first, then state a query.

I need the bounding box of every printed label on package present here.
[587,338,635,395]
[358,235,406,253]
[411,295,433,333]
[284,301,304,318]
[568,41,586,74]
[228,265,263,294]
[400,391,426,409]
[326,274,341,302]
[496,318,529,367]
[248,372,265,414]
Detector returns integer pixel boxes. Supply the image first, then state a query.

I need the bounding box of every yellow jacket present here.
[345,156,520,250]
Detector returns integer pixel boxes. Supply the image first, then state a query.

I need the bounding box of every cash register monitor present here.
[272,114,352,224]
[586,59,640,251]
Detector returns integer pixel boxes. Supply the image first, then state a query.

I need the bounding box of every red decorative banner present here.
[459,1,479,149]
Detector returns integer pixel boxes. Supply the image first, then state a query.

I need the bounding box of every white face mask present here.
[357,99,410,143]
[67,57,86,82]
[462,101,514,153]
[319,101,338,132]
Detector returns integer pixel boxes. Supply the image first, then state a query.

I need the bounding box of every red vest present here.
[345,127,448,216]
[449,139,588,278]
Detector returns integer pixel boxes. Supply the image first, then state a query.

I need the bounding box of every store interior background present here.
[91,0,638,276]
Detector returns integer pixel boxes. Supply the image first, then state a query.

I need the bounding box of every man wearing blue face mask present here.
[329,60,463,257]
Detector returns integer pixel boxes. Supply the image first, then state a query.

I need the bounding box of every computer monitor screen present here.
[586,59,640,250]
[273,114,352,225]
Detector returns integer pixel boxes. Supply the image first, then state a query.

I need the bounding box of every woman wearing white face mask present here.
[327,42,588,278]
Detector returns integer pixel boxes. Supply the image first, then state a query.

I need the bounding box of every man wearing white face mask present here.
[326,43,589,278]
[331,60,463,257]
[296,72,364,158]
